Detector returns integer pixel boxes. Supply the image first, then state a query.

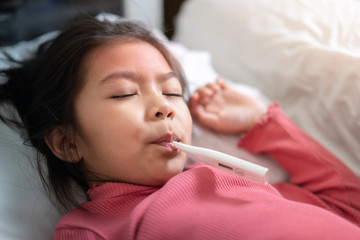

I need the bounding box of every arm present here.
[190,79,360,226]
[239,103,360,225]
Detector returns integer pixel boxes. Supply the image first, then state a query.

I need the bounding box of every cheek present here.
[74,99,143,152]
[114,115,144,141]
[92,109,143,144]
[178,104,193,141]
[76,111,145,166]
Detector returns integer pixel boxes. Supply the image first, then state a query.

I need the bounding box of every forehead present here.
[87,39,168,64]
[81,40,172,80]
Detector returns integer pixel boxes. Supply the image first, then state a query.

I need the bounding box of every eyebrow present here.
[99,71,178,86]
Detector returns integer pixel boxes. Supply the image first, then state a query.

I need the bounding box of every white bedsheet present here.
[174,0,360,177]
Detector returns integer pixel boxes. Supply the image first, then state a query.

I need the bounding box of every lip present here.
[152,133,181,152]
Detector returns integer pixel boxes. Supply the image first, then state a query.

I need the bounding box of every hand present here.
[189,78,267,133]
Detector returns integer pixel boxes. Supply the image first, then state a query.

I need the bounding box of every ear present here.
[45,126,82,163]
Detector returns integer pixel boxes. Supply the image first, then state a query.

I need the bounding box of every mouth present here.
[152,133,181,152]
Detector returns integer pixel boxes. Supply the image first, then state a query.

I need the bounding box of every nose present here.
[155,108,174,119]
[148,95,175,120]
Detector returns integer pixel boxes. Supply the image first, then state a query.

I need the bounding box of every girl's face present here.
[74,40,192,186]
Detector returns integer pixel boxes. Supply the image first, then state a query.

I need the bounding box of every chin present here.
[144,155,187,186]
[152,168,184,186]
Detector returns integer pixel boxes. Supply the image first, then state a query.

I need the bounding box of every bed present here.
[171,0,360,176]
[1,0,360,239]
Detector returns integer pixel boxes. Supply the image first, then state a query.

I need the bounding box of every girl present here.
[1,15,360,239]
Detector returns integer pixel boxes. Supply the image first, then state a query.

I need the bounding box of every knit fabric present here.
[53,104,360,239]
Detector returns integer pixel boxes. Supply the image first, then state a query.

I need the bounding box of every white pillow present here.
[174,0,360,177]
[0,123,61,239]
[0,32,62,240]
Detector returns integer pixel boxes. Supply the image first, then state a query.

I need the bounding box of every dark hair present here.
[0,15,188,212]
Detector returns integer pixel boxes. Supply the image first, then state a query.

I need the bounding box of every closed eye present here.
[163,93,183,97]
[111,93,136,99]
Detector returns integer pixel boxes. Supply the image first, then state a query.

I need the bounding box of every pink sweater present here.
[53,104,360,239]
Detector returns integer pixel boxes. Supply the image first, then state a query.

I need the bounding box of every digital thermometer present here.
[173,141,269,185]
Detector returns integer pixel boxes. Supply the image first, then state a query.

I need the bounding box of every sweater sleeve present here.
[52,228,104,240]
[238,103,360,226]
